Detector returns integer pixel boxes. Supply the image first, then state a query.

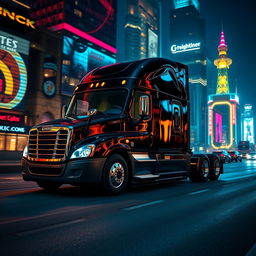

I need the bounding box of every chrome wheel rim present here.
[109,162,125,189]
[214,160,220,176]
[202,160,209,178]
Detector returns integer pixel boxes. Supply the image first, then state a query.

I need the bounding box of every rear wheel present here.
[37,181,61,191]
[209,157,221,180]
[190,156,210,182]
[102,154,129,195]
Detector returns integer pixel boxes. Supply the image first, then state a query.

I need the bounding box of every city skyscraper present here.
[208,31,240,149]
[30,0,117,107]
[117,0,159,62]
[170,1,207,152]
[241,104,255,144]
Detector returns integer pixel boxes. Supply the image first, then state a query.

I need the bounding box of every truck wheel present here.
[190,156,210,182]
[209,157,221,180]
[102,154,128,195]
[37,181,61,191]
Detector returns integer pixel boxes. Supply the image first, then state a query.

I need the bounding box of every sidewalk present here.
[0,161,21,173]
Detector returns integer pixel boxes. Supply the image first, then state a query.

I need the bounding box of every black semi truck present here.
[22,58,223,194]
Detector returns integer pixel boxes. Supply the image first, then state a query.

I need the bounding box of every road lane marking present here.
[123,200,164,211]
[188,189,210,196]
[16,218,85,237]
[221,173,256,182]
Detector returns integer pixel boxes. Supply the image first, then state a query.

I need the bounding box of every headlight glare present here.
[23,145,28,158]
[70,144,95,159]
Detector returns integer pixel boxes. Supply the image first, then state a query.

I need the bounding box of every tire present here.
[102,154,129,195]
[208,156,221,180]
[37,181,61,191]
[190,156,210,182]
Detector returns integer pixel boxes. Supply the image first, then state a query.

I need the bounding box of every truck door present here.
[127,90,158,176]
[158,98,189,177]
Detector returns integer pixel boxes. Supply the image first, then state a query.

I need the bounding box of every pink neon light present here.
[218,31,227,48]
[215,112,223,143]
[49,23,117,54]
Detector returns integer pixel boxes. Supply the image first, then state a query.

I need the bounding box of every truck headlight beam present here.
[70,144,95,159]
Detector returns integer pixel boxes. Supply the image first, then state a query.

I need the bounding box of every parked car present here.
[228,151,242,162]
[245,152,256,160]
[213,151,232,163]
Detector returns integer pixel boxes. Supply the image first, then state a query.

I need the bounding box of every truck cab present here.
[22,58,222,194]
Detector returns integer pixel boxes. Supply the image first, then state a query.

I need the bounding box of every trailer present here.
[21,58,223,194]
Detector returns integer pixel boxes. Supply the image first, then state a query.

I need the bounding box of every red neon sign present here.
[0,112,24,124]
[49,23,117,54]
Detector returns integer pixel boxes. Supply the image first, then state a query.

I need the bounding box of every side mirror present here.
[139,95,150,117]
[88,108,97,116]
[61,105,68,118]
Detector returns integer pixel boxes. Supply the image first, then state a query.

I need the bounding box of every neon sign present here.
[0,125,26,133]
[171,42,201,54]
[0,7,35,29]
[0,31,29,109]
[215,112,223,143]
[0,112,24,124]
[209,101,233,149]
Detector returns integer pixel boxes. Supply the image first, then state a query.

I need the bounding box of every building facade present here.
[117,0,159,62]
[31,0,117,106]
[241,104,255,144]
[208,31,240,150]
[170,2,207,152]
[0,1,34,159]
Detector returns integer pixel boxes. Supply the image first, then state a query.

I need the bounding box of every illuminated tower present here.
[214,31,232,94]
[208,30,240,150]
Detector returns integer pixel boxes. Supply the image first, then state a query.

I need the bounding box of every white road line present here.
[221,173,256,181]
[16,218,85,237]
[246,242,256,256]
[123,200,164,211]
[188,189,210,196]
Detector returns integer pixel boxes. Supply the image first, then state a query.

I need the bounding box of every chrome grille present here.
[28,127,70,162]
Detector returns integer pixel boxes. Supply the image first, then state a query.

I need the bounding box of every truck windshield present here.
[66,89,128,119]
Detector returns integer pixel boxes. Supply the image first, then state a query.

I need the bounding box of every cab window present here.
[130,91,150,120]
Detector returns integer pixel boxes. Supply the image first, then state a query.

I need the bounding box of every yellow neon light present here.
[210,101,233,149]
[0,60,14,95]
[121,80,126,85]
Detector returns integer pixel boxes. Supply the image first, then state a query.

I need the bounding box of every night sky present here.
[201,0,256,110]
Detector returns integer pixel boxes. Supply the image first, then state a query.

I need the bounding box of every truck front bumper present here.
[21,157,107,186]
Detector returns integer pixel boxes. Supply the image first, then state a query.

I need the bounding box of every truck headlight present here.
[70,144,95,159]
[246,154,250,159]
[23,145,28,158]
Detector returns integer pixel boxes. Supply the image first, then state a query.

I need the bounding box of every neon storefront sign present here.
[0,31,29,109]
[0,125,26,133]
[171,42,201,54]
[0,7,35,29]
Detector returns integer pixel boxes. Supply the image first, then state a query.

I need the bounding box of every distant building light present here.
[125,23,141,30]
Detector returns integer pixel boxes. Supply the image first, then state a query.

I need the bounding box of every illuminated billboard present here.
[209,101,233,149]
[62,35,115,95]
[243,117,254,144]
[0,31,29,109]
[148,29,158,57]
[171,42,201,54]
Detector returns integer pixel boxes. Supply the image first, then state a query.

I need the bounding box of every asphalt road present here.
[0,161,256,256]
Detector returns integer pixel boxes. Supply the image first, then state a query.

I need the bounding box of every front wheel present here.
[102,154,129,195]
[37,181,61,192]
